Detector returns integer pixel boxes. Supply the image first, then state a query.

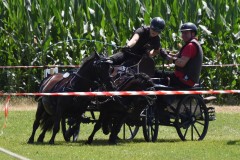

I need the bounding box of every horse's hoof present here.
[64,137,70,142]
[63,134,70,142]
[73,135,79,142]
[49,140,55,145]
[85,140,92,145]
[64,130,72,140]
[27,139,34,144]
[108,140,117,145]
[116,136,121,140]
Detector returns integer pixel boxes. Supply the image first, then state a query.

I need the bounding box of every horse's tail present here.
[35,96,42,102]
[40,112,54,131]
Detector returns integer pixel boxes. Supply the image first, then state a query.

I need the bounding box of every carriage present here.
[122,81,216,142]
[61,56,216,143]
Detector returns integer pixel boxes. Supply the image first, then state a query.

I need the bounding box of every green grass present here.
[0,111,240,160]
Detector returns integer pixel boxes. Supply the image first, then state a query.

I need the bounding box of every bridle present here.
[65,58,113,91]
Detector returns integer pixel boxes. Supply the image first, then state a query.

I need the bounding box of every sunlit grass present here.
[0,111,240,160]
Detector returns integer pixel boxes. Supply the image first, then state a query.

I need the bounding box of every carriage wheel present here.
[121,123,140,140]
[142,106,159,142]
[61,117,80,142]
[175,95,209,141]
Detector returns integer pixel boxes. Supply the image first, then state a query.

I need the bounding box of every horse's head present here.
[121,73,154,91]
[76,52,114,90]
[116,73,156,112]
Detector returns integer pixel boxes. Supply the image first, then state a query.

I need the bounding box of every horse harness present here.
[49,58,112,93]
[109,67,156,112]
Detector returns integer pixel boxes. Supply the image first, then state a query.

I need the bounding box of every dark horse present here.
[86,72,156,144]
[28,52,114,144]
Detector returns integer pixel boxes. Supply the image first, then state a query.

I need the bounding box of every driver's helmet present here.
[150,17,165,33]
[180,22,198,35]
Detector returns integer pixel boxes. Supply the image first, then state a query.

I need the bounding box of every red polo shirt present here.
[174,42,198,87]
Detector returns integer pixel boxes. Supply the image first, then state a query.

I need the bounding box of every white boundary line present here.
[0,147,31,160]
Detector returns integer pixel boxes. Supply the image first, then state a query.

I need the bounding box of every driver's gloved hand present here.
[159,49,168,59]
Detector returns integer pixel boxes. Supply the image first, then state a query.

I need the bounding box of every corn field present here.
[0,0,239,104]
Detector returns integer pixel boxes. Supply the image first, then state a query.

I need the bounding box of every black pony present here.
[28,52,114,144]
[86,72,156,144]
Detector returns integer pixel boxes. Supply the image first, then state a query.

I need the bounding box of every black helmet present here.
[150,17,165,32]
[180,22,198,34]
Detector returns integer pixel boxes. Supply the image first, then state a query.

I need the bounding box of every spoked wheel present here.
[175,95,209,141]
[61,117,80,142]
[142,106,159,142]
[121,123,140,140]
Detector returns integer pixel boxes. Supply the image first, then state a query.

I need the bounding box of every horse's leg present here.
[85,114,103,144]
[72,121,80,142]
[64,117,81,142]
[37,127,48,143]
[108,115,125,145]
[48,100,62,145]
[37,110,54,143]
[28,101,44,144]
[101,112,112,135]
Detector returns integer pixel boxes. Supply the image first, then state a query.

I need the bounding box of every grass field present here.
[0,106,240,160]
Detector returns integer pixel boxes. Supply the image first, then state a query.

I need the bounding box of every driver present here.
[110,17,166,66]
[156,22,203,88]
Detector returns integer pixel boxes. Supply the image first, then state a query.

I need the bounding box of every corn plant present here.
[0,0,239,103]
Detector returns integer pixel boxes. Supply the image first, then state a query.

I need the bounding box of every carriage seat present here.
[151,78,203,91]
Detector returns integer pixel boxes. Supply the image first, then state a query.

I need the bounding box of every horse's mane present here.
[79,52,107,68]
[116,73,155,113]
[80,52,96,67]
[121,73,154,91]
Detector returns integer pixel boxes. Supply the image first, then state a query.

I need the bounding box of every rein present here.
[115,75,135,91]
[71,58,113,91]
[74,72,98,87]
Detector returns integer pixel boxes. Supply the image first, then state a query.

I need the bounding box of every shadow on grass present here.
[227,140,240,145]
[23,138,182,146]
[117,138,182,143]
[24,141,70,146]
[75,138,182,146]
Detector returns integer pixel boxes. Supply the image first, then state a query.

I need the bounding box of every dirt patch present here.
[213,105,240,113]
[9,105,37,111]
[1,98,37,111]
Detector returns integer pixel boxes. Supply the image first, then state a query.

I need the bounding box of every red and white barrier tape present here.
[2,96,10,129]
[0,64,239,69]
[0,90,239,96]
[0,65,80,69]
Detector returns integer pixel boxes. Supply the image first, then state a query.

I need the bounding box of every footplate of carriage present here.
[208,107,216,121]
